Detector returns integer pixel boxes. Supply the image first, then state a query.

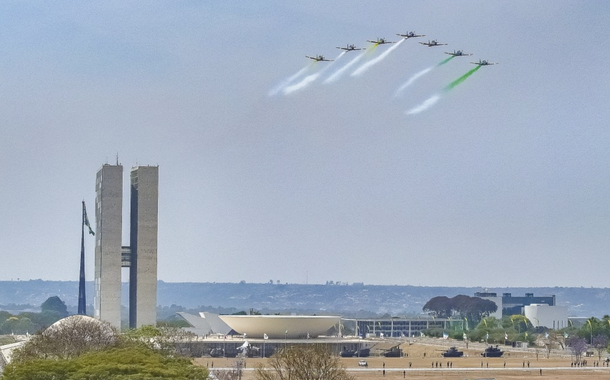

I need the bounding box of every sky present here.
[1,1,610,288]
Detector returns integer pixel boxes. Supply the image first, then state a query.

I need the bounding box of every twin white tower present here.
[94,164,158,329]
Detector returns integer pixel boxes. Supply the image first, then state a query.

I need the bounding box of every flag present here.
[463,333,467,340]
[564,332,568,338]
[83,202,95,236]
[545,332,549,339]
[505,332,508,340]
[443,332,448,339]
[264,333,268,340]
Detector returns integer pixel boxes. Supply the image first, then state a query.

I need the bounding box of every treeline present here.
[0,296,68,335]
[423,295,497,322]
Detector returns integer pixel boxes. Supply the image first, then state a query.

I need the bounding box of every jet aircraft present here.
[445,50,472,57]
[396,31,425,39]
[336,44,364,52]
[366,38,396,45]
[419,40,448,47]
[471,59,497,66]
[306,55,333,62]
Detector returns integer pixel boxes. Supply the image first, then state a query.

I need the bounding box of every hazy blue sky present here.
[1,1,609,287]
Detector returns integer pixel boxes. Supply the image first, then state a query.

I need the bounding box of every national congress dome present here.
[218,315,340,339]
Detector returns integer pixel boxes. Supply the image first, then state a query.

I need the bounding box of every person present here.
[383,369,386,377]
[540,368,542,375]
[403,370,405,378]
[409,362,412,368]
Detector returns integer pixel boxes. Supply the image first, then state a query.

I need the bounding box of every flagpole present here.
[78,201,87,315]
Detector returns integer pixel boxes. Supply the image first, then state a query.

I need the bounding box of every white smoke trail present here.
[283,54,343,95]
[324,53,364,84]
[268,65,310,96]
[394,66,433,97]
[282,73,321,94]
[405,94,441,115]
[351,39,404,77]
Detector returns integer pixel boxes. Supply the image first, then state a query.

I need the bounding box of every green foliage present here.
[422,295,497,323]
[1,346,208,380]
[40,296,68,317]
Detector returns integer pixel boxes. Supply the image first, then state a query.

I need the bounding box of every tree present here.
[422,296,452,318]
[254,345,353,380]
[2,346,208,380]
[566,335,587,362]
[422,295,497,323]
[592,334,608,361]
[123,324,198,357]
[11,315,118,362]
[40,296,68,317]
[5,317,208,379]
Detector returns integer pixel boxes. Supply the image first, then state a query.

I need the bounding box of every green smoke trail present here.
[444,66,481,91]
[437,55,455,66]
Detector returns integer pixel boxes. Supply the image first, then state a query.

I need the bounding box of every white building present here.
[524,304,568,329]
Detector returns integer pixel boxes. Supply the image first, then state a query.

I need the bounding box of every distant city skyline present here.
[1,1,609,287]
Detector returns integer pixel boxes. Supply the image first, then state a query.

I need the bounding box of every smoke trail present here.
[394,66,433,97]
[394,56,457,97]
[351,39,404,77]
[283,53,343,94]
[283,72,321,94]
[405,94,441,115]
[437,55,455,66]
[268,65,311,96]
[324,53,364,83]
[444,65,481,91]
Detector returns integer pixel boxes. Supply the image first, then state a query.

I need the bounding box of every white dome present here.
[45,315,116,338]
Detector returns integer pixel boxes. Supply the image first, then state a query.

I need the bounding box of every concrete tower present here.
[129,166,159,328]
[94,164,159,329]
[94,164,123,329]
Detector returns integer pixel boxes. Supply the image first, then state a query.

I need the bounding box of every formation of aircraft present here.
[471,59,498,66]
[396,31,425,39]
[306,55,333,62]
[302,31,497,68]
[366,37,396,45]
[445,50,472,57]
[419,39,448,47]
[336,44,365,52]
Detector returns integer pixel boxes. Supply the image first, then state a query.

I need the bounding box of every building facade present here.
[129,166,159,328]
[524,304,568,329]
[94,164,123,329]
[94,164,159,329]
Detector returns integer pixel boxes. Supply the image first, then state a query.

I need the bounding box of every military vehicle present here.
[481,345,504,357]
[442,346,464,357]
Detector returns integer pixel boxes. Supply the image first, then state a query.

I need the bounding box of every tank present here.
[481,345,503,357]
[442,346,464,357]
[340,348,357,357]
[383,347,402,357]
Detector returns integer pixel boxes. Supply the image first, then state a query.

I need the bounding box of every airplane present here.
[305,55,333,62]
[396,31,425,39]
[470,59,498,66]
[419,40,448,47]
[445,50,472,57]
[336,44,365,52]
[366,37,396,45]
